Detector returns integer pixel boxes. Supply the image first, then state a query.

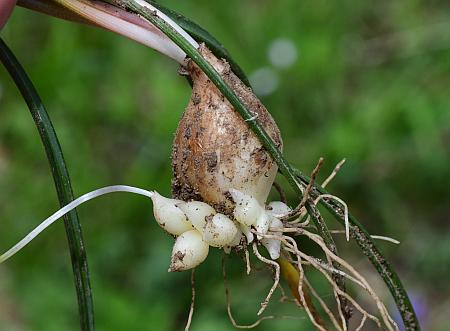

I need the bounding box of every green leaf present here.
[0,38,95,331]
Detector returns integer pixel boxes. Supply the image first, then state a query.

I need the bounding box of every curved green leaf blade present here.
[0,38,95,331]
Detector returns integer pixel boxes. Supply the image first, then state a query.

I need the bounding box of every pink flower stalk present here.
[0,0,17,29]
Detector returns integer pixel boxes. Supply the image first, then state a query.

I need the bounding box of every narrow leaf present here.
[0,38,95,331]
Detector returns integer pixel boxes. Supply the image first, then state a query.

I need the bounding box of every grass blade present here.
[0,38,95,331]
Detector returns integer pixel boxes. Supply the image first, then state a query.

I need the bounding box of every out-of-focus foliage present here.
[0,1,449,330]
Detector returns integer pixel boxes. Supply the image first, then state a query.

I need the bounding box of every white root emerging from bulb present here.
[0,187,274,270]
[0,185,154,264]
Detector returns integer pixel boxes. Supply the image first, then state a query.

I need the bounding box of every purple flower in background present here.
[0,0,17,29]
[394,292,428,330]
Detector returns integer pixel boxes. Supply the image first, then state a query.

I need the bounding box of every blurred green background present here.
[1,1,449,330]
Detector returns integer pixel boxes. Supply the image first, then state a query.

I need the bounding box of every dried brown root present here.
[321,159,346,188]
[292,241,329,331]
[184,269,196,331]
[280,157,324,222]
[356,314,368,331]
[290,158,346,226]
[304,276,344,331]
[255,226,399,330]
[280,235,382,329]
[281,230,399,330]
[299,229,399,329]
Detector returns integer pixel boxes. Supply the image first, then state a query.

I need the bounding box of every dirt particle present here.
[205,151,218,172]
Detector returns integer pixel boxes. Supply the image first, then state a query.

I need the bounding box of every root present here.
[321,159,346,188]
[282,235,383,329]
[272,181,287,204]
[221,255,275,328]
[256,228,399,330]
[252,242,280,316]
[184,269,196,331]
[304,277,344,331]
[280,157,324,222]
[314,194,350,241]
[244,244,252,275]
[293,229,399,330]
[289,158,346,226]
[356,314,367,331]
[291,242,328,331]
[330,230,400,245]
[0,185,154,263]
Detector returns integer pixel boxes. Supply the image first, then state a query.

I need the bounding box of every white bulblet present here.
[229,189,263,226]
[203,213,239,247]
[267,201,292,217]
[150,192,193,235]
[169,230,209,272]
[177,201,216,232]
[255,211,271,239]
[261,217,283,260]
[224,230,243,253]
[239,224,254,243]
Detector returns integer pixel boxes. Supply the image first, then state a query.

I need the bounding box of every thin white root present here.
[330,230,400,245]
[0,185,154,264]
[252,242,280,316]
[256,228,398,330]
[289,159,345,226]
[184,269,196,331]
[370,235,400,245]
[297,229,399,331]
[304,277,344,331]
[356,314,368,331]
[292,243,328,331]
[282,236,382,329]
[314,194,350,241]
[221,256,275,329]
[244,245,252,275]
[321,158,346,188]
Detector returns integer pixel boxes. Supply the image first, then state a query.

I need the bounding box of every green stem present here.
[0,38,95,331]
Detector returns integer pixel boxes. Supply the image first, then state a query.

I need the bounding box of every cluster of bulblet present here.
[151,189,291,272]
